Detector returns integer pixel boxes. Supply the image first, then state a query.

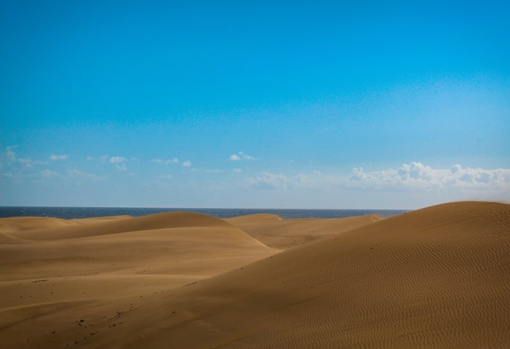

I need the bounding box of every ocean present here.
[0,206,408,220]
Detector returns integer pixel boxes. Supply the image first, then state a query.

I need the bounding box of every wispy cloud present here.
[246,172,297,190]
[87,155,137,169]
[182,160,192,167]
[40,169,59,178]
[86,155,110,163]
[2,146,18,165]
[191,168,223,173]
[233,168,243,173]
[109,156,127,163]
[50,154,68,161]
[17,158,45,168]
[1,172,22,184]
[1,166,106,186]
[1,146,46,168]
[230,151,255,161]
[65,169,105,184]
[152,158,179,165]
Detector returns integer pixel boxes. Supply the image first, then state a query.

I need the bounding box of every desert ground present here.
[1,201,509,348]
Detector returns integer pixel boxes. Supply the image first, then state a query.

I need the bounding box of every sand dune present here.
[227,213,380,249]
[1,202,509,348]
[0,211,278,348]
[11,211,246,241]
[0,216,77,233]
[143,201,509,348]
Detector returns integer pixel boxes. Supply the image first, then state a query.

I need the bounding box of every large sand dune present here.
[1,202,509,348]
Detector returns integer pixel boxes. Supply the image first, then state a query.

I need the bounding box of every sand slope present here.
[1,202,510,348]
[227,213,380,249]
[103,201,509,349]
[0,212,278,348]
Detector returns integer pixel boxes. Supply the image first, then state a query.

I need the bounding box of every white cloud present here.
[191,168,223,173]
[3,146,17,165]
[0,156,106,185]
[345,162,510,191]
[17,158,45,168]
[450,164,461,174]
[158,174,173,179]
[66,169,104,183]
[115,164,127,171]
[152,158,179,165]
[1,146,48,168]
[230,151,255,161]
[246,172,294,190]
[87,155,136,165]
[50,154,68,161]
[85,155,109,163]
[109,156,127,163]
[182,160,192,167]
[233,168,243,173]
[1,172,22,184]
[244,163,510,195]
[40,169,59,178]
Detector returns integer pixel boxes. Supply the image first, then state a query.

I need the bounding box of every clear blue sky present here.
[1,0,509,209]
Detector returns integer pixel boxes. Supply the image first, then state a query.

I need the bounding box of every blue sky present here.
[1,0,509,209]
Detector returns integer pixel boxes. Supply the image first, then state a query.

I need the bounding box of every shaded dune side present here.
[119,201,510,349]
[226,213,380,249]
[10,211,248,241]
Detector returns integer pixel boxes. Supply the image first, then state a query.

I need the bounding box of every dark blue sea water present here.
[0,207,408,220]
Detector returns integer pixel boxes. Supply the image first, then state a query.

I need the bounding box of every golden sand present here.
[1,202,509,348]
